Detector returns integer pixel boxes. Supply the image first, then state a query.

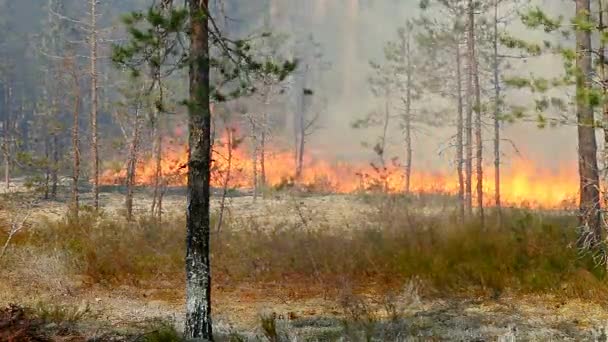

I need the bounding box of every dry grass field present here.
[2,180,608,340]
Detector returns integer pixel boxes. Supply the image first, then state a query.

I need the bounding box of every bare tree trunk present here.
[69,59,81,221]
[51,133,59,199]
[600,0,608,234]
[456,41,465,222]
[125,105,142,221]
[465,10,474,217]
[404,31,413,195]
[472,13,484,225]
[493,0,501,218]
[260,88,270,189]
[294,112,299,177]
[298,108,305,178]
[3,85,11,190]
[250,118,258,200]
[44,134,50,200]
[381,88,390,169]
[467,0,484,224]
[380,88,391,192]
[3,137,9,191]
[89,0,100,210]
[577,0,602,244]
[217,127,233,233]
[294,63,308,179]
[151,120,163,221]
[185,0,213,339]
[260,116,267,188]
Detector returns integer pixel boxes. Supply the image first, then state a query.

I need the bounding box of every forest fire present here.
[100,134,578,209]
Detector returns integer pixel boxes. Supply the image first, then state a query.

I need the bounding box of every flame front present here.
[100,134,578,209]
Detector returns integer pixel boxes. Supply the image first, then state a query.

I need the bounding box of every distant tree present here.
[64,54,82,221]
[417,1,467,219]
[292,35,327,179]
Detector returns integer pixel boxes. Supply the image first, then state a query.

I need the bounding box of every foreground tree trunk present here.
[576,0,602,244]
[185,0,213,339]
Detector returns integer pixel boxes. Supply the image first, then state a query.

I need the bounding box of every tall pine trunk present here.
[89,0,100,210]
[470,1,484,225]
[576,0,602,243]
[465,7,474,217]
[456,41,465,221]
[185,0,213,339]
[493,0,501,216]
[404,30,412,195]
[70,61,81,221]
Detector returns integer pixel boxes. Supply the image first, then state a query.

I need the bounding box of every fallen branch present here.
[0,213,31,261]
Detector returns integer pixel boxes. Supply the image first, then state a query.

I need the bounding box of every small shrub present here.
[140,322,183,342]
[32,301,93,324]
[260,312,279,342]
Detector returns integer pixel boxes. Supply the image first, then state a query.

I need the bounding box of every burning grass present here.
[2,195,605,301]
[99,132,579,208]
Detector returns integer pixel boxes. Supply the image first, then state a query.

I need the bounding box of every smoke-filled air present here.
[3,0,608,340]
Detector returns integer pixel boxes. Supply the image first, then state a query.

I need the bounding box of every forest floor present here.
[1,180,608,340]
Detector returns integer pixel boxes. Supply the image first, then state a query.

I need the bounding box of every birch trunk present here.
[125,105,141,221]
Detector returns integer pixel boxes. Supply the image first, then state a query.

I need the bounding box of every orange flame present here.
[100,133,579,209]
